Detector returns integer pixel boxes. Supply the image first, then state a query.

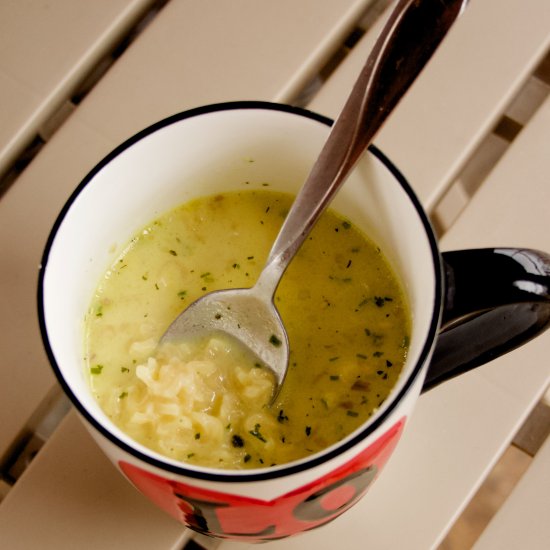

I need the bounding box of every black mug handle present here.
[422,248,550,391]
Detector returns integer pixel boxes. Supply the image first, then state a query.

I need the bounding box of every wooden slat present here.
[473,436,550,550]
[0,412,190,550]
[0,0,374,463]
[310,0,550,211]
[0,0,157,178]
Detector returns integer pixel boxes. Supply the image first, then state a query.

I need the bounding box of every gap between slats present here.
[0,0,170,199]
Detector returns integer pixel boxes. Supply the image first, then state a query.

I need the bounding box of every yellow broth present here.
[85,190,410,469]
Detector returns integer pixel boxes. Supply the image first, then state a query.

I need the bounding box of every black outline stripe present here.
[37,101,442,483]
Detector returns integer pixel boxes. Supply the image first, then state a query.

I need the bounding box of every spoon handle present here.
[256,0,467,294]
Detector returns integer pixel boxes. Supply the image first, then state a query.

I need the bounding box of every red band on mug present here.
[120,417,405,540]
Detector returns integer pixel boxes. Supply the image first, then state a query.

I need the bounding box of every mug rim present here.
[37,100,443,482]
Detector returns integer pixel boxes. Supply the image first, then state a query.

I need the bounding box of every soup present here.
[85,189,410,469]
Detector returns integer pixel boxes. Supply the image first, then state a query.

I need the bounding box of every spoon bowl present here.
[161,285,289,389]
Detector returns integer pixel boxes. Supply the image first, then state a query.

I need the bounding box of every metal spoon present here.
[161,0,468,396]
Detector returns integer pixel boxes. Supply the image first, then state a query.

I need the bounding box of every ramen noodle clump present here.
[85,189,410,469]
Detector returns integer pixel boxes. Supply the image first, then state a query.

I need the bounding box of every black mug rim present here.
[37,101,443,482]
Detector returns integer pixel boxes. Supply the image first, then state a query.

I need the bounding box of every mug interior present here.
[39,102,441,477]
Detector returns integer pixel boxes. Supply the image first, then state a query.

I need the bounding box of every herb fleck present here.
[232,435,244,448]
[249,424,267,442]
[90,364,103,375]
[269,334,282,347]
[277,410,289,423]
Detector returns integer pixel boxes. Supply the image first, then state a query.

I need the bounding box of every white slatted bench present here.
[473,435,550,550]
[0,0,159,182]
[1,1,549,548]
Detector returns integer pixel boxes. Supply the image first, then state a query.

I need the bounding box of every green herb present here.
[141,274,148,281]
[269,334,282,347]
[330,375,340,381]
[373,351,384,357]
[244,454,251,463]
[356,353,368,360]
[277,410,289,423]
[119,391,128,399]
[194,432,201,440]
[232,435,244,448]
[249,424,267,443]
[95,305,103,317]
[169,249,177,256]
[177,290,187,300]
[121,367,130,373]
[342,220,352,229]
[90,364,103,375]
[305,426,312,436]
[328,275,353,283]
[187,453,195,459]
[346,410,359,417]
[329,356,339,362]
[214,313,222,320]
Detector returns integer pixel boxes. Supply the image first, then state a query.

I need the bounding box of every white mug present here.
[38,102,550,541]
